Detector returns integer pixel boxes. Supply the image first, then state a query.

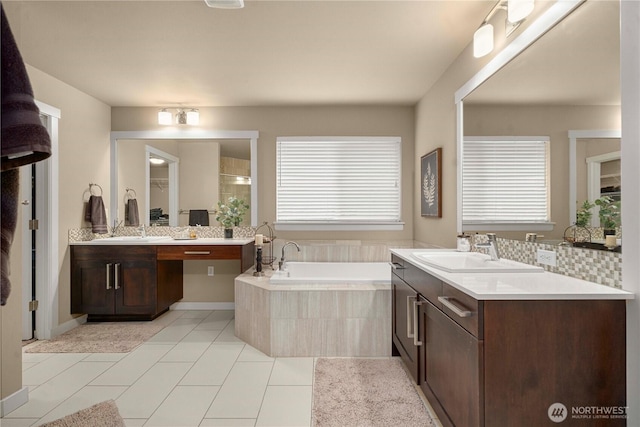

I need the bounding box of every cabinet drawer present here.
[157,245,242,260]
[404,261,441,306]
[390,254,405,280]
[439,283,483,338]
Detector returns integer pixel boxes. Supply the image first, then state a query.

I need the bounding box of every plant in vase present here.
[565,199,595,243]
[215,196,249,238]
[594,195,621,236]
[575,200,594,227]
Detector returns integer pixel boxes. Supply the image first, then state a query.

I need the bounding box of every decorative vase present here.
[603,228,616,237]
[224,228,233,239]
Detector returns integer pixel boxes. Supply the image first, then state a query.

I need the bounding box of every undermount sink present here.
[411,251,544,273]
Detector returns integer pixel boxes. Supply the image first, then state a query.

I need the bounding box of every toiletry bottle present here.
[457,234,471,252]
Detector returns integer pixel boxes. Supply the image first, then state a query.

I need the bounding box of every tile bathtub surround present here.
[472,235,623,289]
[235,272,392,357]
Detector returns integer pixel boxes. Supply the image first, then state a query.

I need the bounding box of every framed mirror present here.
[110,130,259,228]
[456,0,620,241]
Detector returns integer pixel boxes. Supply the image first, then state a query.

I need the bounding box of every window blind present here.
[276,137,401,225]
[462,137,550,224]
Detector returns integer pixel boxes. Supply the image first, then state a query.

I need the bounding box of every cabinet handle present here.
[407,295,415,338]
[184,251,211,255]
[438,296,472,318]
[106,263,112,290]
[413,300,423,346]
[114,263,120,290]
[389,262,405,270]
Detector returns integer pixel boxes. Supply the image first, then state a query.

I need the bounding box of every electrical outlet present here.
[207,266,214,276]
[536,249,557,267]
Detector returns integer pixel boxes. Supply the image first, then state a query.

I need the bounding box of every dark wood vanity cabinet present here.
[71,245,174,321]
[391,254,627,427]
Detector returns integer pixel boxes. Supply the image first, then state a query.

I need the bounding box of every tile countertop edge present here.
[391,248,635,301]
[69,238,255,246]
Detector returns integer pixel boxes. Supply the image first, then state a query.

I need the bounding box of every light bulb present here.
[508,0,534,23]
[473,24,494,58]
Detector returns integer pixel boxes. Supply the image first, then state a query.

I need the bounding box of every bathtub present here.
[269,262,390,285]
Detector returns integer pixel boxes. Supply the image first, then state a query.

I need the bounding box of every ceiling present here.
[3,0,496,108]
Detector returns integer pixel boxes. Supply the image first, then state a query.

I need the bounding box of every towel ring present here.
[89,183,103,196]
[125,188,137,198]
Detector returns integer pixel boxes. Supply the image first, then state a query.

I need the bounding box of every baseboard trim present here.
[170,302,235,311]
[49,314,87,338]
[0,386,29,417]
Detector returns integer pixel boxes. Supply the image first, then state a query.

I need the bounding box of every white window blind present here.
[462,137,550,227]
[276,137,402,230]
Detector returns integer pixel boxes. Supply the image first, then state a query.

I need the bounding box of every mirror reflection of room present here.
[461,0,620,243]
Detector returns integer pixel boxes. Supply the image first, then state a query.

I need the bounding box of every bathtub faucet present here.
[279,241,301,271]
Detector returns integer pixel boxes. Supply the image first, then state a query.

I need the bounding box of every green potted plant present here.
[575,200,595,227]
[215,196,249,238]
[594,195,621,235]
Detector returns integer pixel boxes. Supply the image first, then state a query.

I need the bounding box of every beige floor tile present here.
[206,362,273,419]
[256,386,312,427]
[144,385,220,426]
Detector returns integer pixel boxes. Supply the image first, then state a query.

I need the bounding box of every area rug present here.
[25,322,164,353]
[312,358,437,427]
[40,400,125,427]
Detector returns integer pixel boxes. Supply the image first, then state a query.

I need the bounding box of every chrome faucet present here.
[136,224,146,238]
[279,241,301,271]
[476,233,500,261]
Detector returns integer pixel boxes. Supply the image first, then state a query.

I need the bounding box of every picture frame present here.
[421,148,442,217]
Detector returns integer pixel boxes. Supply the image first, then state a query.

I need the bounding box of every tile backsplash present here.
[473,235,622,289]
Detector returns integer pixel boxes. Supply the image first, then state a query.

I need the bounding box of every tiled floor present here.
[3,310,316,427]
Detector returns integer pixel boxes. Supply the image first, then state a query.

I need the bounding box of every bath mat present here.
[40,400,125,427]
[24,322,164,353]
[312,358,438,427]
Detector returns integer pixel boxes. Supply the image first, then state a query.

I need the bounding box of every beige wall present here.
[27,66,112,328]
[112,106,416,242]
[0,66,111,401]
[178,142,220,226]
[1,182,24,400]
[464,104,620,240]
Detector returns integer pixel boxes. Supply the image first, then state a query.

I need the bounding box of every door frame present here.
[20,100,60,340]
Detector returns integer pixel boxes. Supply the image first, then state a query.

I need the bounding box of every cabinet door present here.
[71,259,115,315]
[392,274,419,382]
[114,259,157,315]
[420,298,483,427]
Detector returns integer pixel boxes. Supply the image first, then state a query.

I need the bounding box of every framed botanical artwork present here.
[421,148,442,217]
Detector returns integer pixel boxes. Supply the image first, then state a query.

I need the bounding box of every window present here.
[462,136,552,231]
[276,137,402,231]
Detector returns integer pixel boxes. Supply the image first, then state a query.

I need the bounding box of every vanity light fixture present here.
[474,24,494,58]
[507,0,534,23]
[472,0,534,58]
[158,109,172,126]
[158,108,200,126]
[175,109,188,125]
[186,109,200,126]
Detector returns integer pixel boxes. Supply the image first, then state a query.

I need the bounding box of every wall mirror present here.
[110,130,259,228]
[456,0,620,242]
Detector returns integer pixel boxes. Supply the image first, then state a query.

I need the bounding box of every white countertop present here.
[70,237,254,246]
[391,248,634,301]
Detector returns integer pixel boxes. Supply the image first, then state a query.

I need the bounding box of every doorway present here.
[21,101,60,341]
